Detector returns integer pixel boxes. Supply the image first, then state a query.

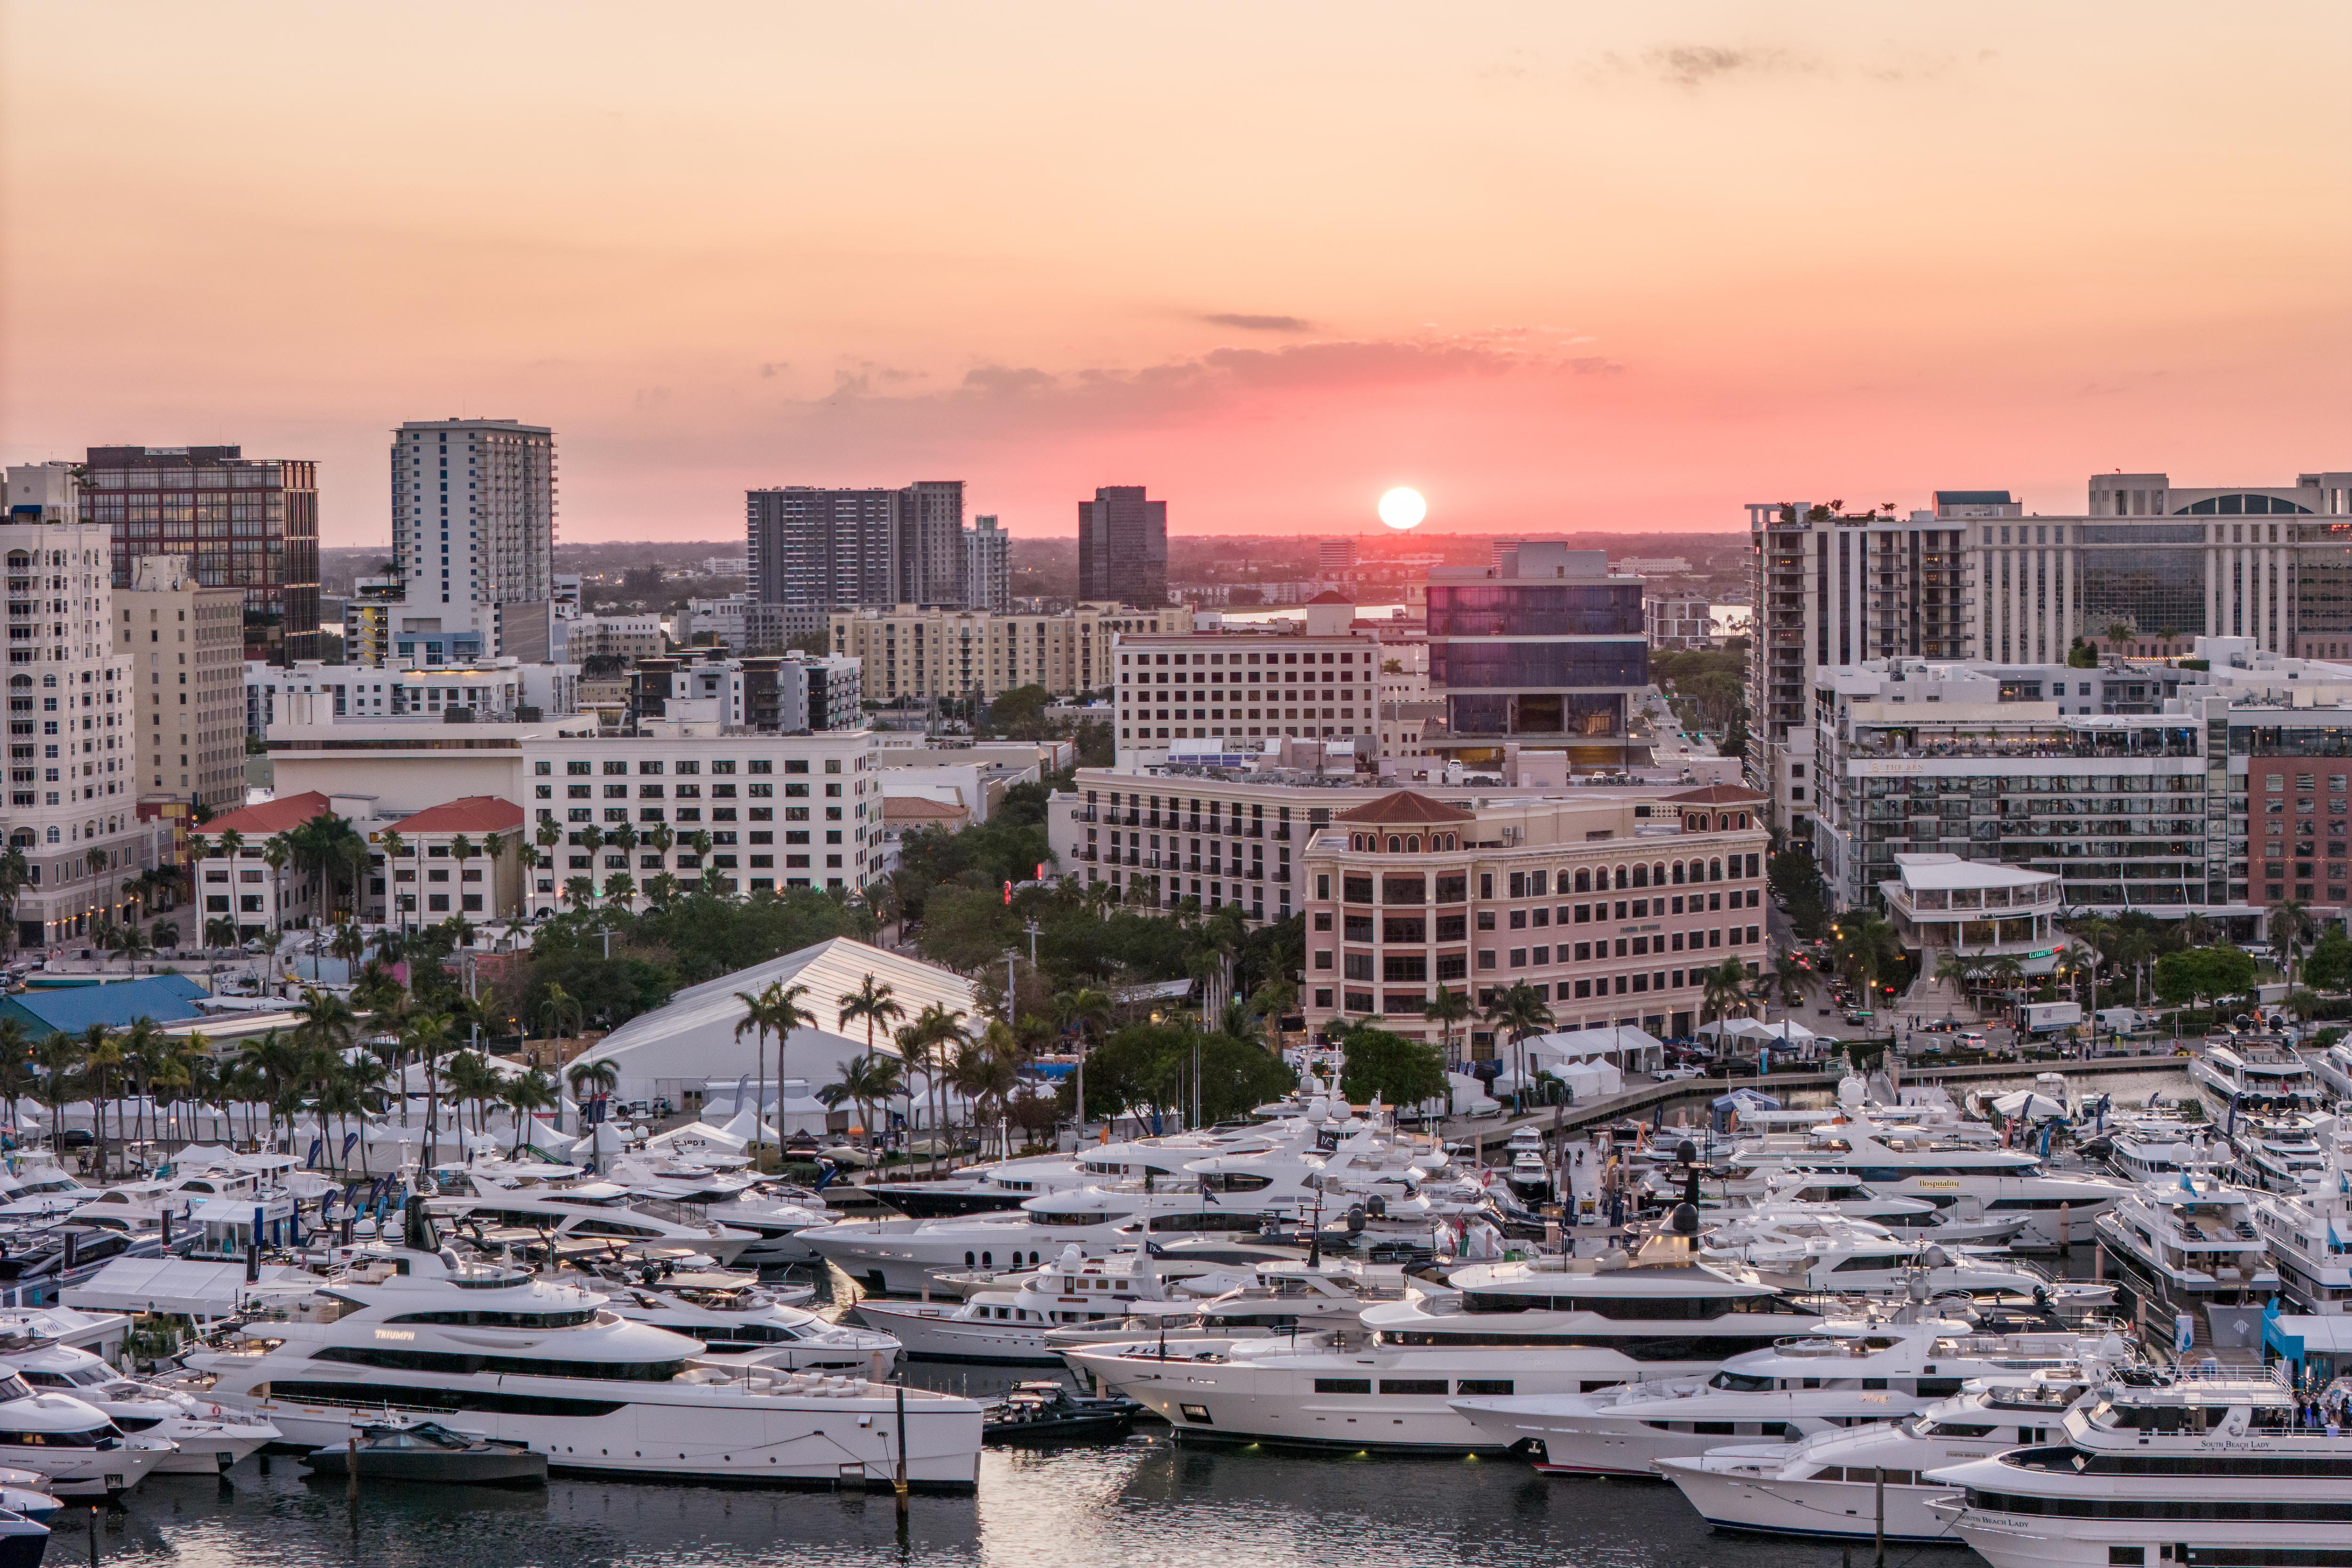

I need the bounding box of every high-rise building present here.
[1744,501,1975,833]
[747,482,966,611]
[1077,486,1167,608]
[1961,469,2352,665]
[1,464,172,948]
[1112,596,1375,768]
[1426,544,1648,770]
[964,514,1011,613]
[1318,538,1357,578]
[79,445,320,661]
[389,419,556,659]
[114,555,246,811]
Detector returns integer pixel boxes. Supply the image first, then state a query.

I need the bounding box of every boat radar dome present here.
[1670,1202,1699,1236]
[1838,1076,1866,1107]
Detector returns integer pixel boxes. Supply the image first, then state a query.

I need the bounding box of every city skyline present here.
[4,4,2346,549]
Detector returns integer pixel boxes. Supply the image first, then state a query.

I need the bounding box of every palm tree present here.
[441,1050,503,1140]
[819,1053,903,1155]
[2268,898,2317,985]
[0,1019,29,1130]
[563,876,596,909]
[238,1029,303,1150]
[118,1017,168,1150]
[898,1002,969,1173]
[260,835,293,928]
[150,919,178,955]
[644,872,680,908]
[1051,986,1112,1141]
[951,1024,1022,1159]
[1481,982,1554,1114]
[501,1069,560,1154]
[1700,956,1752,1026]
[1425,983,1473,1071]
[80,1024,122,1179]
[400,1010,453,1161]
[1830,910,1902,1012]
[566,1058,620,1130]
[601,871,636,907]
[329,920,366,981]
[732,981,813,1159]
[32,1031,83,1159]
[836,975,904,1069]
[112,924,154,976]
[376,829,409,931]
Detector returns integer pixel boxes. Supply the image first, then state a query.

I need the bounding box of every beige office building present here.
[829,602,1189,704]
[115,555,247,810]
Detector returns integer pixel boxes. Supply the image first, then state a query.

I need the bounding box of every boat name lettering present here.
[374,1329,418,1341]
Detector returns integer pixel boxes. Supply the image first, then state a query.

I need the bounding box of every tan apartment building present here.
[829,601,1191,704]
[115,554,248,811]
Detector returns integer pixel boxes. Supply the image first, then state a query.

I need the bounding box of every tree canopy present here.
[1336,1024,1449,1110]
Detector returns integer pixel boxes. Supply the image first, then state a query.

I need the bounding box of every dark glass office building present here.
[1077,486,1167,609]
[1427,543,1647,767]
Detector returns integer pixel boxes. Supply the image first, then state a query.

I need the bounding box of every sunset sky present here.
[4,3,2347,546]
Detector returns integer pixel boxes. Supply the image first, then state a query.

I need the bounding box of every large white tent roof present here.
[568,938,982,1100]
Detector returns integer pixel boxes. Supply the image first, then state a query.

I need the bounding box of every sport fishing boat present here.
[2093,1167,2279,1352]
[179,1198,984,1489]
[1065,1200,1833,1452]
[1452,1313,2122,1479]
[1659,1366,2113,1542]
[1928,1366,2352,1568]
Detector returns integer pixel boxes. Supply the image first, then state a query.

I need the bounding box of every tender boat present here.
[300,1418,548,1486]
[980,1382,1144,1445]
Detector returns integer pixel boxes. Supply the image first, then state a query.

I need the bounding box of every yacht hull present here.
[1661,1456,1964,1543]
[230,1388,984,1490]
[850,1302,1065,1365]
[1947,1507,2329,1568]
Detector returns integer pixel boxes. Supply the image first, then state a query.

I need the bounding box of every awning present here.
[62,1258,316,1317]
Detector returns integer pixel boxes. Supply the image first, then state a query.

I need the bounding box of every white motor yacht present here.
[2228,1115,2331,1193]
[1929,1366,2352,1568]
[2253,1124,2352,1314]
[0,1318,278,1473]
[606,1158,836,1267]
[434,1178,760,1266]
[2188,1036,2324,1124]
[1704,1216,2112,1310]
[180,1199,984,1489]
[2093,1167,2279,1352]
[1454,1314,2122,1478]
[855,1247,1224,1365]
[1705,1173,2030,1249]
[1066,1203,1834,1452]
[1689,1115,2123,1249]
[0,1366,169,1497]
[1659,1370,2104,1542]
[2101,1111,2206,1184]
[2308,1035,2352,1102]
[587,1274,901,1371]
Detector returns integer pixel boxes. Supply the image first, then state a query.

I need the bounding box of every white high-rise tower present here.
[389,419,556,658]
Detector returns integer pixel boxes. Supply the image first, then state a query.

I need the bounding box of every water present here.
[78,1409,1881,1568]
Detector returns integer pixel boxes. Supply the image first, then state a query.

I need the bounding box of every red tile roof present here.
[1334,789,1476,825]
[1665,783,1766,804]
[394,796,527,836]
[200,791,332,838]
[1306,590,1354,605]
[883,796,969,823]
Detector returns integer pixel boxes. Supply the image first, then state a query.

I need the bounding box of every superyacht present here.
[1929,1366,2352,1568]
[1453,1313,2121,1478]
[2093,1168,2279,1352]
[2187,1036,2323,1123]
[1660,1366,2110,1542]
[2251,1125,2352,1314]
[180,1199,985,1488]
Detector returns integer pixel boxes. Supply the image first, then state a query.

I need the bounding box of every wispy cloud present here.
[1201,312,1314,333]
[1643,44,1812,89]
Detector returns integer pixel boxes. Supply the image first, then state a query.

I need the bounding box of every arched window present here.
[1653,862,1666,886]
[1735,812,1748,830]
[1386,835,1402,853]
[1709,858,1723,881]
[1574,868,1591,893]
[1631,864,1648,888]
[1671,861,1685,884]
[1614,865,1629,890]
[1405,835,1421,852]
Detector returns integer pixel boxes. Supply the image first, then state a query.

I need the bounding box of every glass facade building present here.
[1427,547,1645,760]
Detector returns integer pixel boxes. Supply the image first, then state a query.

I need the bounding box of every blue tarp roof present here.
[0,974,209,1036]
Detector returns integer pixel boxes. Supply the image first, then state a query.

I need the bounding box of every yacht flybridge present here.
[182,1199,983,1489]
[429,1178,761,1267]
[2188,1036,2323,1124]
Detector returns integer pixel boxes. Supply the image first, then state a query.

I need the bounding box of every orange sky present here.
[4,3,2347,545]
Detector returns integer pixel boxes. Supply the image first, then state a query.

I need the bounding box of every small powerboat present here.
[980,1381,1145,1445]
[0,1472,57,1526]
[0,1508,44,1568]
[301,1418,548,1487]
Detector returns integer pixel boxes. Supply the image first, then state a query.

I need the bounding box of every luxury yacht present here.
[854,1247,1219,1365]
[2093,1169,2279,1352]
[1703,1217,2112,1309]
[2227,1116,2331,1193]
[586,1274,901,1371]
[605,1158,836,1267]
[0,1317,278,1473]
[1453,1314,2122,1478]
[1688,1116,2123,1248]
[2187,1036,2323,1124]
[1929,1367,2352,1568]
[0,1364,169,1496]
[433,1178,759,1266]
[2308,1035,2352,1102]
[1704,1173,2030,1249]
[1066,1201,1832,1451]
[2252,1126,2352,1314]
[2100,1111,2206,1184]
[182,1199,984,1489]
[1659,1369,2107,1542]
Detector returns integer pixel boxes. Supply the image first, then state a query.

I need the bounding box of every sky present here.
[3,3,2347,547]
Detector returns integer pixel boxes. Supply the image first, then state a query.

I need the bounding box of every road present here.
[1637,685,1718,765]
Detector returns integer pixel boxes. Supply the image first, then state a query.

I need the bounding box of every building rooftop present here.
[1665,783,1767,805]
[200,791,332,838]
[393,796,527,836]
[1334,790,1477,826]
[1891,852,2058,891]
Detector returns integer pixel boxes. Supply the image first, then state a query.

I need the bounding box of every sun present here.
[1378,487,1426,530]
